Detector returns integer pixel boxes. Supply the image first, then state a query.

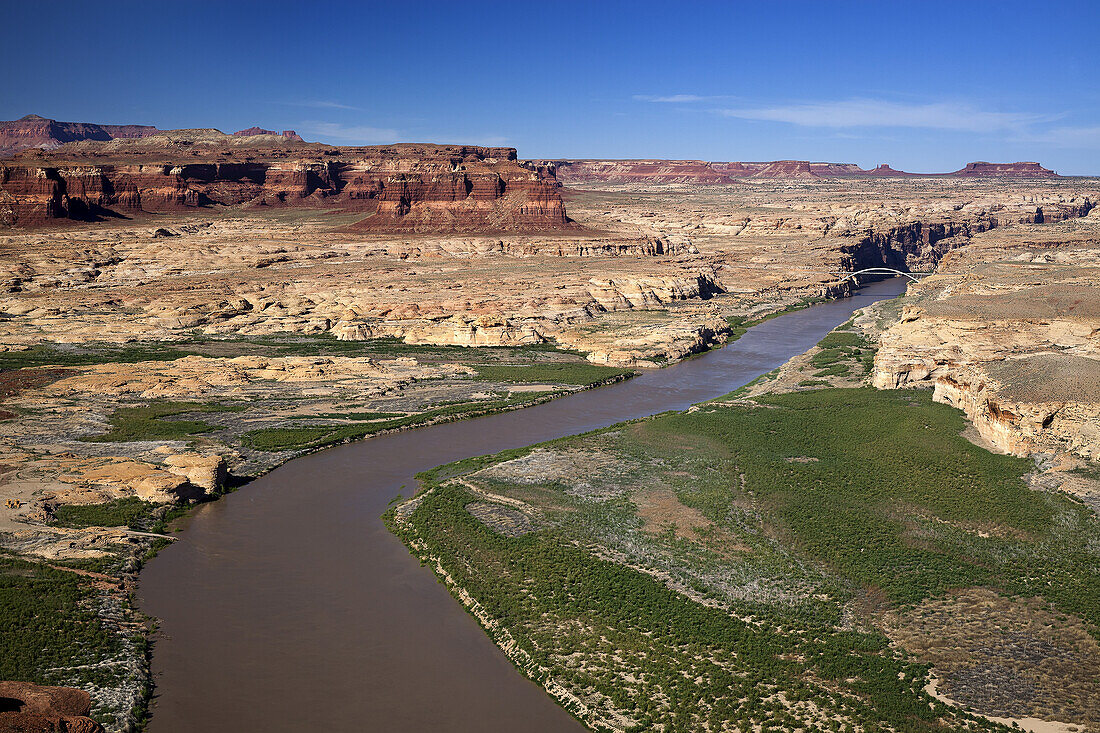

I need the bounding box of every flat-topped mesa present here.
[539,158,1066,183]
[350,145,573,232]
[0,114,160,157]
[741,160,819,178]
[951,161,1058,177]
[546,159,738,184]
[0,133,573,232]
[232,126,305,141]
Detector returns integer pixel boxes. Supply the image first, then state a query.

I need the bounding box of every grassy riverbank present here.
[0,334,633,729]
[392,372,1100,730]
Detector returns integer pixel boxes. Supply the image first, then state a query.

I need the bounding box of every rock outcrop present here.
[547,160,738,184]
[0,114,313,158]
[0,114,160,157]
[873,215,1100,459]
[232,127,304,141]
[0,681,105,733]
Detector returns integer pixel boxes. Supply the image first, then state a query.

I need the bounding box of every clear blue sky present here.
[3,0,1098,173]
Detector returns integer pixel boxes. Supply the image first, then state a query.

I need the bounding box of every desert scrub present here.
[0,553,120,683]
[396,484,1009,732]
[394,387,1100,729]
[472,362,634,386]
[809,330,874,377]
[52,497,157,529]
[82,401,245,443]
[0,342,201,370]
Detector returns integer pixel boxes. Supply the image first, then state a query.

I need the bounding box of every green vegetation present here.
[52,497,157,529]
[394,386,1100,731]
[0,342,200,371]
[473,362,634,386]
[242,391,563,452]
[809,330,874,378]
[316,411,405,421]
[0,553,120,684]
[82,400,244,443]
[0,336,586,371]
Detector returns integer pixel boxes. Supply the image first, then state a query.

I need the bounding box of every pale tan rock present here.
[163,453,227,493]
[873,215,1100,459]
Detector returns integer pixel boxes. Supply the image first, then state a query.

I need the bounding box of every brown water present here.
[138,279,907,732]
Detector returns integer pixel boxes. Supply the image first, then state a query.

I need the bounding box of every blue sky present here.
[2,0,1098,173]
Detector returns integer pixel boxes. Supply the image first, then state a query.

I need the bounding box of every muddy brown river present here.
[138,279,907,732]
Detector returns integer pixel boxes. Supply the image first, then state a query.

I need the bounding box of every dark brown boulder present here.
[0,681,105,733]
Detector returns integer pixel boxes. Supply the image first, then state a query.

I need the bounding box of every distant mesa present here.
[0,114,308,157]
[232,126,305,142]
[546,158,1060,183]
[0,113,1061,232]
[950,161,1057,177]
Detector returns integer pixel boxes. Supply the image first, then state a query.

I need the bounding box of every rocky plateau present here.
[1,125,1099,729]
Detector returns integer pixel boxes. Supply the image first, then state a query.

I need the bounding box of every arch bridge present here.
[836,267,926,284]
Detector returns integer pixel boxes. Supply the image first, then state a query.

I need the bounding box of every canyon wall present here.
[872,211,1100,460]
[836,198,1095,275]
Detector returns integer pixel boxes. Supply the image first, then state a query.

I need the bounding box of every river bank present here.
[392,290,1100,731]
[135,280,908,732]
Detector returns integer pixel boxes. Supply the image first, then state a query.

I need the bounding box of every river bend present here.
[139,278,907,732]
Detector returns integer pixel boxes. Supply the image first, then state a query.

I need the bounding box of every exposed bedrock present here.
[544,158,1063,184]
[835,199,1095,276]
[587,272,723,310]
[871,214,1100,460]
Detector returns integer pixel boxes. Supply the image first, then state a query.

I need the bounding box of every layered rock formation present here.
[546,160,737,184]
[0,114,160,157]
[232,127,304,141]
[0,132,572,232]
[951,161,1057,177]
[873,211,1100,459]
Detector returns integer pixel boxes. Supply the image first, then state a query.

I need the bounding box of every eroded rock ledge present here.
[873,210,1100,459]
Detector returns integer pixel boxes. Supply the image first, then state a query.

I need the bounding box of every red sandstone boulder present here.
[0,681,105,733]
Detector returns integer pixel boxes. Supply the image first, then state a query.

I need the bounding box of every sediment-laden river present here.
[138,278,907,732]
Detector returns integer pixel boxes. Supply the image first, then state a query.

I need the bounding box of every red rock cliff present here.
[0,114,159,157]
[0,133,572,232]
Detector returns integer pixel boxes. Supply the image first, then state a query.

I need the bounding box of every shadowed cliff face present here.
[0,133,574,232]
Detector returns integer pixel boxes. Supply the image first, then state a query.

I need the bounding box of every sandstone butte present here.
[0,123,573,232]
